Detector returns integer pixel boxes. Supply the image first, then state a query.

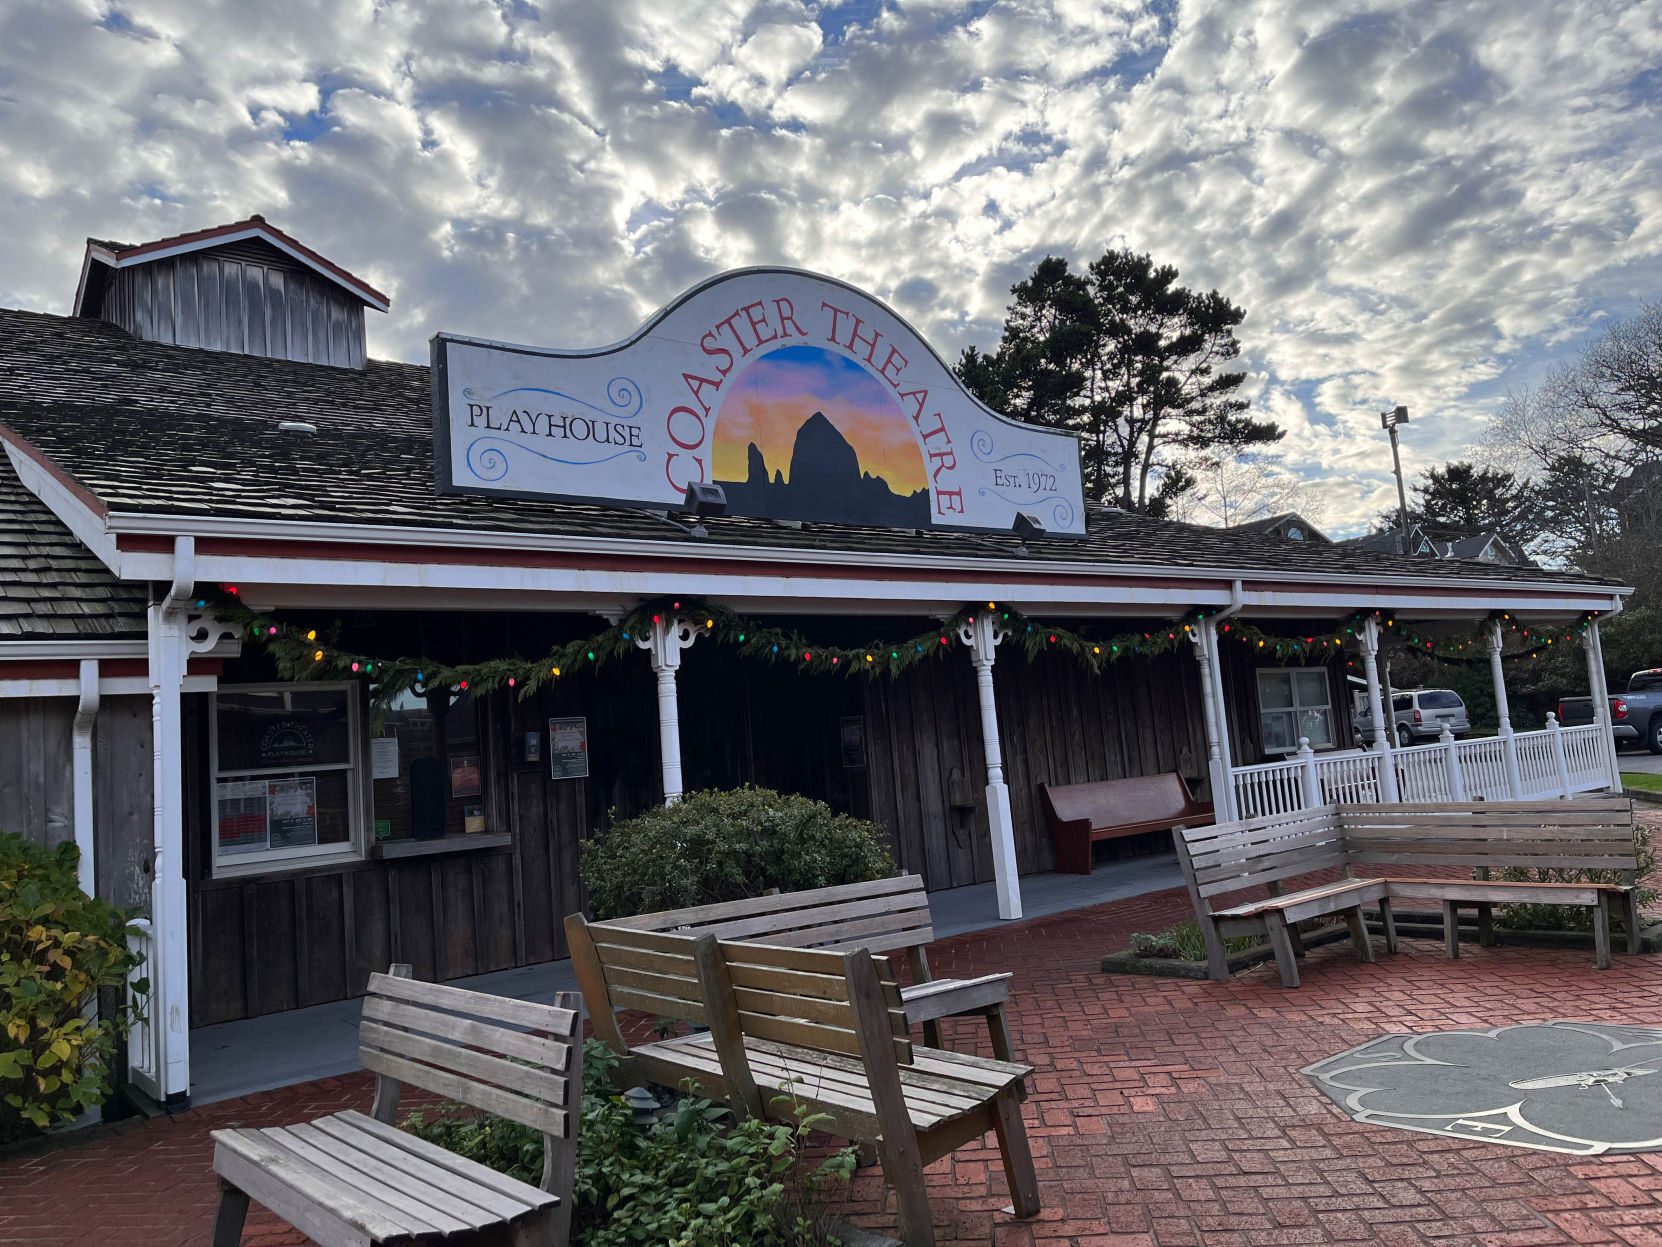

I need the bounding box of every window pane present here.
[1293,671,1329,708]
[1258,672,1294,710]
[1299,708,1335,747]
[1392,695,1412,712]
[1262,709,1297,752]
[217,689,352,772]
[1419,691,1462,709]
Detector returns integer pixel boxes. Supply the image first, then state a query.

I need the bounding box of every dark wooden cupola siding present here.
[83,237,369,368]
[185,608,1352,1026]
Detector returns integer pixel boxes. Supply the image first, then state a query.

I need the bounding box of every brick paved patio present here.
[5,862,1662,1246]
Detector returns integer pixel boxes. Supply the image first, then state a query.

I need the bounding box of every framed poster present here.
[449,755,482,798]
[267,777,319,849]
[548,716,590,780]
[216,779,269,855]
[840,716,867,768]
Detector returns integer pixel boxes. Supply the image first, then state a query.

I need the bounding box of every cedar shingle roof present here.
[0,307,1622,591]
[0,450,147,640]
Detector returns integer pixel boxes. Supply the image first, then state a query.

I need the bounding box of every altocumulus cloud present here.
[1,0,1658,533]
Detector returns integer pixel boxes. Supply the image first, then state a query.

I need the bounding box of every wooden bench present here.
[601,874,1016,1061]
[566,914,1038,1247]
[210,967,581,1247]
[1039,773,1214,874]
[1175,798,1642,988]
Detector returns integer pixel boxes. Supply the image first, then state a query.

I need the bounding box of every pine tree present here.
[957,248,1279,511]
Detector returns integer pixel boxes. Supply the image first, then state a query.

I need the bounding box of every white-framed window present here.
[1256,668,1335,755]
[211,683,364,875]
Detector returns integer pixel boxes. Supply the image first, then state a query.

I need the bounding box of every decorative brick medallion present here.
[1304,1021,1662,1155]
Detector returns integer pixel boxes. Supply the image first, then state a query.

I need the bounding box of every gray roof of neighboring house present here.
[1223,512,1331,543]
[0,306,1620,590]
[0,450,147,640]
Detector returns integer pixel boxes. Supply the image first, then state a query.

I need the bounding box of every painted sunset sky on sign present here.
[713,344,927,497]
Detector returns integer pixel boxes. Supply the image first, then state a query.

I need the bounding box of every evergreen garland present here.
[200,586,1604,709]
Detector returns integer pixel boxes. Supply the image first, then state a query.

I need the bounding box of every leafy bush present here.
[1128,920,1259,961]
[1496,824,1657,933]
[404,1041,856,1247]
[581,786,895,919]
[0,834,143,1143]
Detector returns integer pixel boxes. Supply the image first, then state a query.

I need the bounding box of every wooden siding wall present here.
[181,613,1352,1025]
[185,655,662,1027]
[863,648,1210,889]
[0,695,153,907]
[100,243,367,368]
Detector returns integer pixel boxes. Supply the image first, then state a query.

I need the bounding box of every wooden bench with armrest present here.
[565,913,1038,1247]
[1175,798,1642,988]
[210,966,581,1247]
[1039,773,1214,875]
[602,874,1016,1060]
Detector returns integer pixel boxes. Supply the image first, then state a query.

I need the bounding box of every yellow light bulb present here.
[313,650,323,661]
[307,630,316,641]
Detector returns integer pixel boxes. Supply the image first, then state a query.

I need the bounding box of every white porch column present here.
[958,612,1021,920]
[1189,621,1236,822]
[146,598,190,1107]
[142,539,238,1109]
[637,612,707,803]
[1488,621,1523,798]
[71,659,100,898]
[1358,618,1400,801]
[1584,621,1623,792]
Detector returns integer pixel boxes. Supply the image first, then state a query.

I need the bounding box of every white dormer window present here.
[1287,526,1304,541]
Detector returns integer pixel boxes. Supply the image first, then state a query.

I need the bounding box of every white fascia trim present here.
[176,552,1624,623]
[105,509,1633,604]
[0,674,214,699]
[93,228,390,312]
[3,443,121,572]
[0,639,147,660]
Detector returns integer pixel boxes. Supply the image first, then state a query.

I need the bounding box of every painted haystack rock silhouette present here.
[717,411,929,527]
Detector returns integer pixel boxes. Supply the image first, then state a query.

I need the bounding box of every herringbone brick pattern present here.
[4,822,1660,1245]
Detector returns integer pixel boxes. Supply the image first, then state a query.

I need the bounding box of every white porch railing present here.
[124,917,161,1102]
[1230,719,1612,820]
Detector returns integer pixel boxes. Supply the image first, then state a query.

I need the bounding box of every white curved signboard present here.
[432,268,1085,536]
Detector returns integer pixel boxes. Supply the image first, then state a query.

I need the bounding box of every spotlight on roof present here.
[1012,512,1045,542]
[681,482,727,518]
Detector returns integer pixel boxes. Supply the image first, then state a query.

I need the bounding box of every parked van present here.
[1353,688,1471,748]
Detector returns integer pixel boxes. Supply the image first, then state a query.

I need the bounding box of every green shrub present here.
[1496,824,1658,933]
[1128,920,1259,961]
[0,834,144,1143]
[404,1041,856,1247]
[580,786,895,919]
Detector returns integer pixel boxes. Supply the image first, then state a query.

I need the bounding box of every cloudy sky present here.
[2,0,1659,535]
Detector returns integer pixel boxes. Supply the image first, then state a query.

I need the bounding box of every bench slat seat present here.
[1213,878,1385,924]
[214,1111,557,1245]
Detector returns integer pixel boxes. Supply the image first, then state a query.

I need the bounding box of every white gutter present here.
[72,659,99,897]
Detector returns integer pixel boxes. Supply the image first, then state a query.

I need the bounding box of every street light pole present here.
[1380,405,1411,553]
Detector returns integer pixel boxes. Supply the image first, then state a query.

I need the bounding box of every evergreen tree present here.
[957,248,1279,511]
[1373,461,1544,547]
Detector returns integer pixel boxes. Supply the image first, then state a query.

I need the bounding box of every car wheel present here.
[1648,716,1662,756]
[1396,724,1414,748]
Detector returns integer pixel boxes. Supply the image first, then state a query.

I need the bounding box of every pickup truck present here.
[1559,668,1662,753]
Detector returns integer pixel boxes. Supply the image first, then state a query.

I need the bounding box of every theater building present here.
[0,217,1627,1109]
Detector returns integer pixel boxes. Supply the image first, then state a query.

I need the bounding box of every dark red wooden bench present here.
[1039,773,1214,874]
